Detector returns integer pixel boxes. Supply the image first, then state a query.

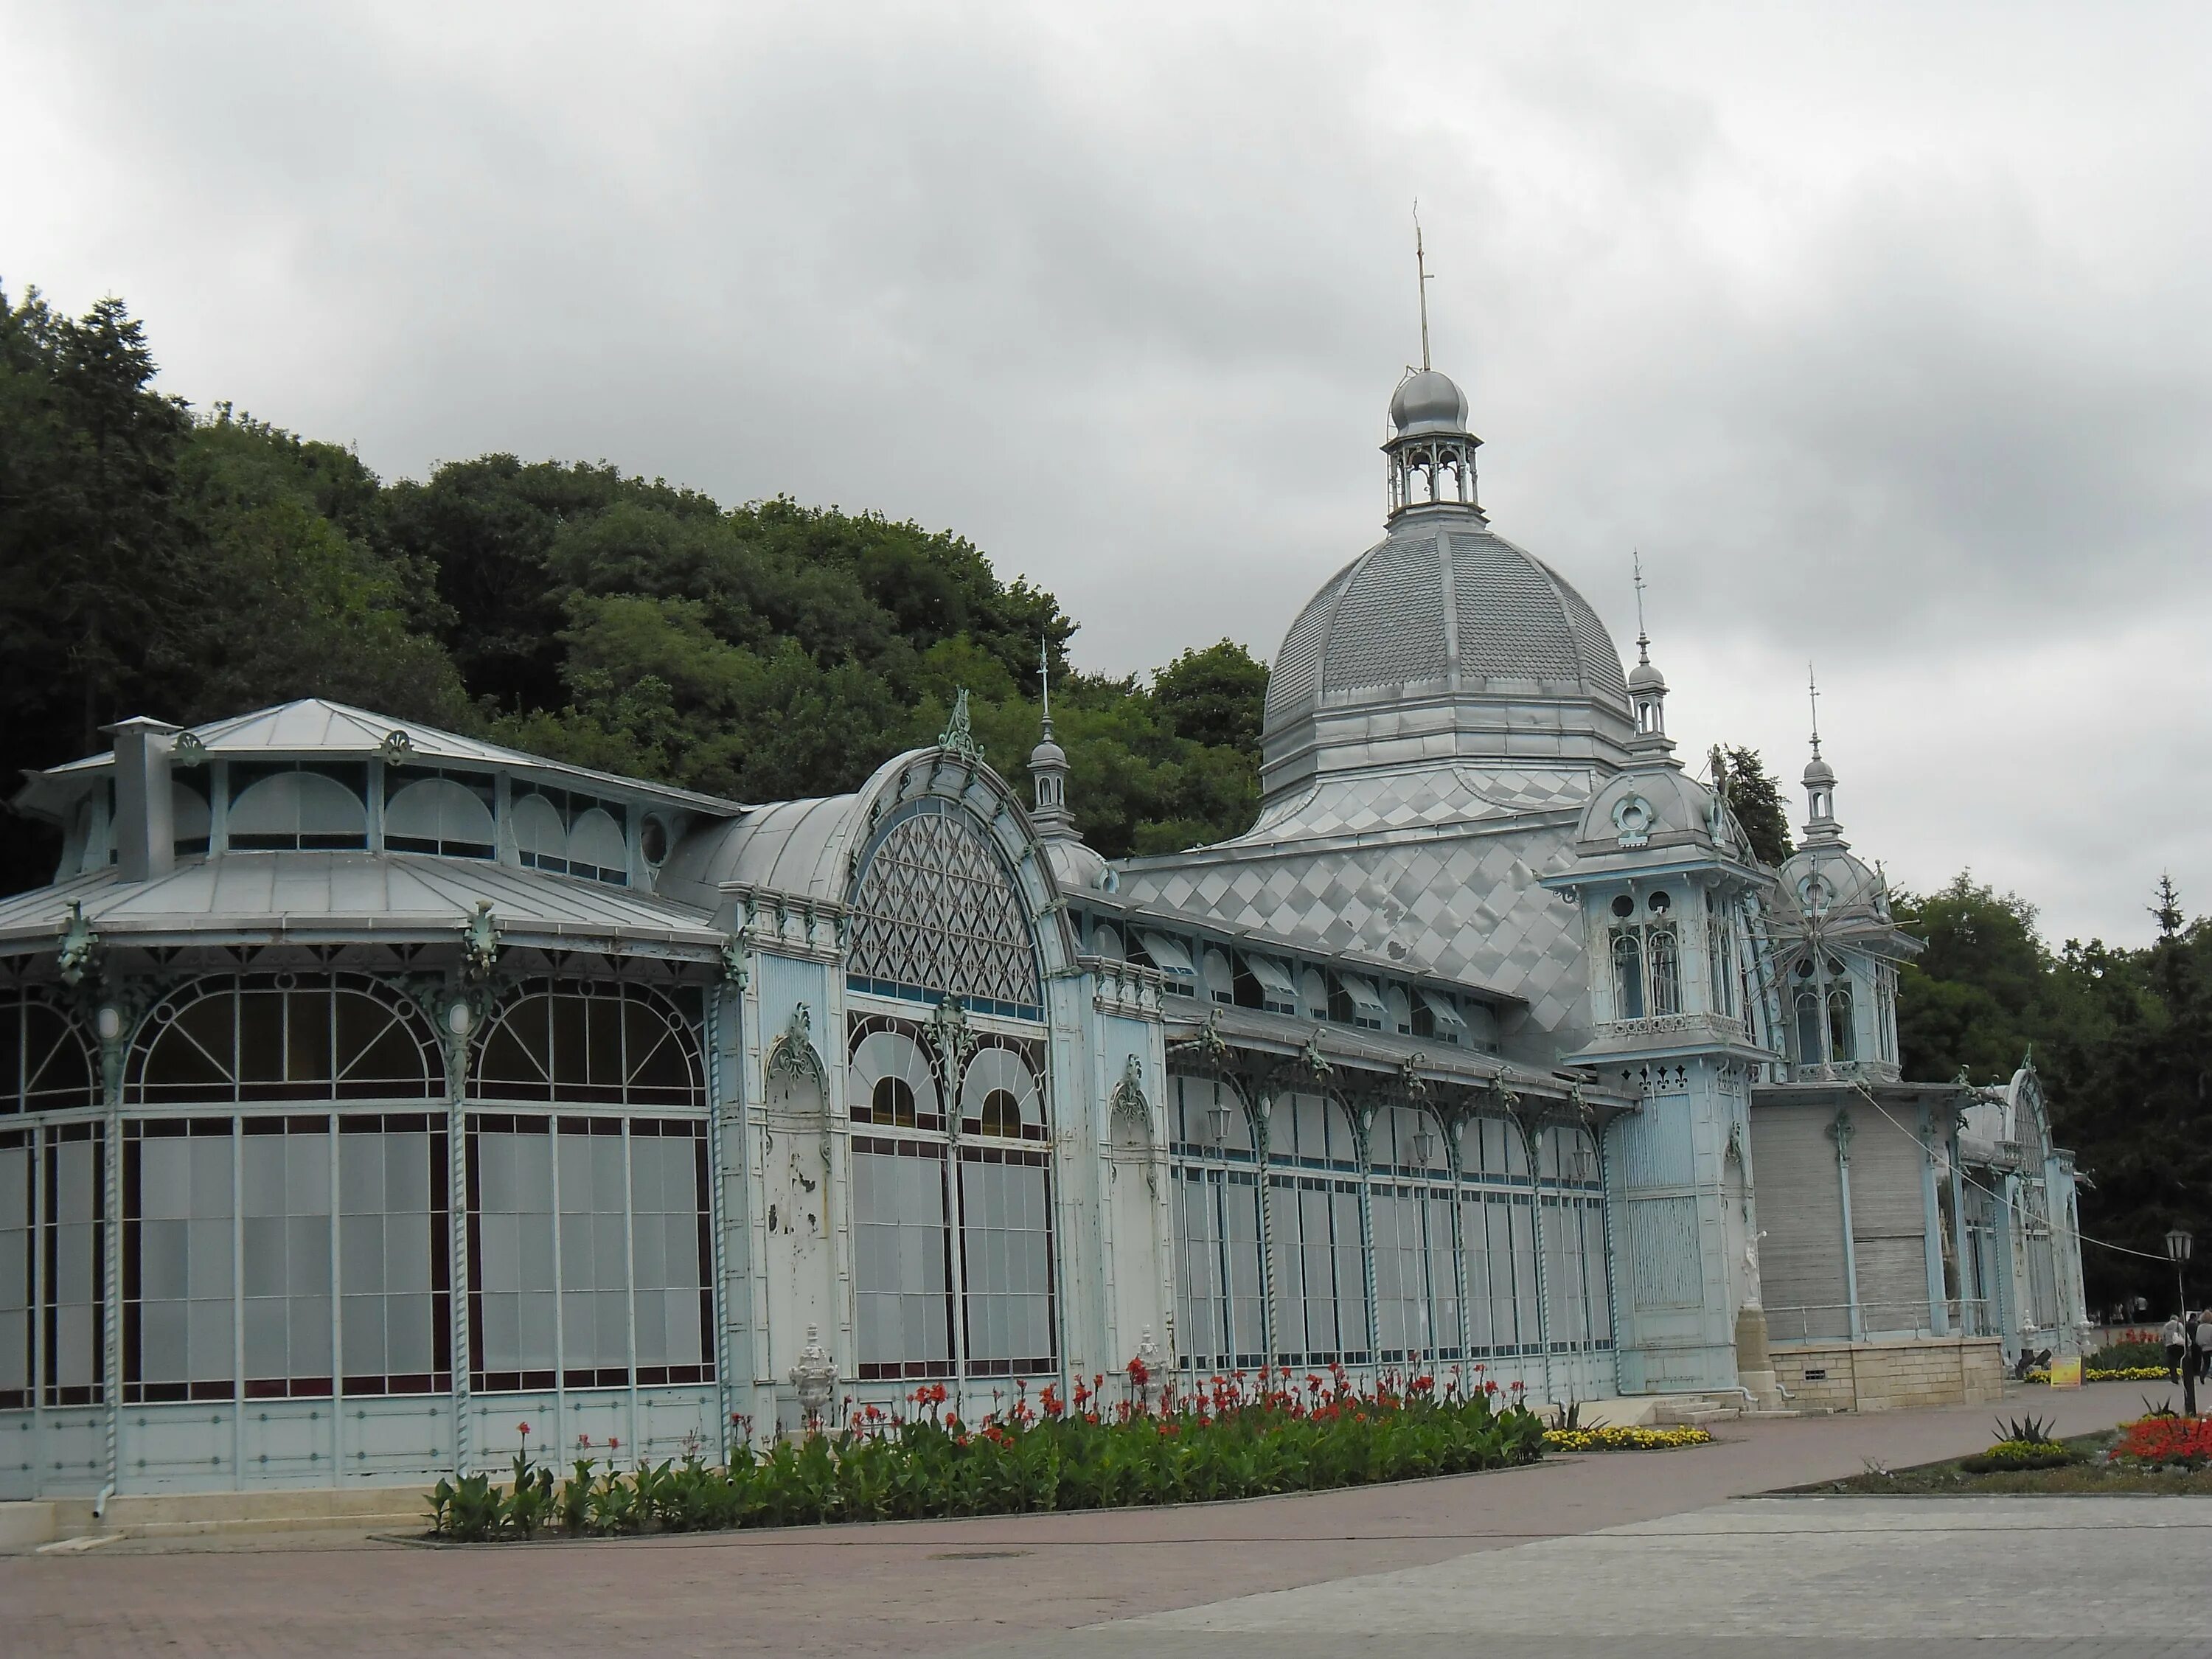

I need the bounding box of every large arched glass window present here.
[0,995,98,1115]
[1266,1091,1368,1367]
[1169,1074,1264,1371]
[471,982,703,1109]
[1369,1104,1455,1365]
[956,1040,1054,1377]
[128,975,439,1105]
[849,1017,952,1380]
[846,799,1041,1018]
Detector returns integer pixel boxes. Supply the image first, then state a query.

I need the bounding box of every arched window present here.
[0,995,98,1114]
[128,975,439,1105]
[1169,1074,1264,1371]
[471,983,703,1108]
[511,788,630,885]
[959,1045,1046,1141]
[955,1042,1054,1377]
[1612,930,1646,1020]
[850,1023,941,1131]
[226,764,369,852]
[1827,984,1856,1063]
[383,770,496,858]
[1706,911,1739,1018]
[1266,1091,1368,1366]
[1647,924,1680,1016]
[846,799,1041,1018]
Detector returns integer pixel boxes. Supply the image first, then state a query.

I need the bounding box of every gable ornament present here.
[765,1003,827,1088]
[938,689,986,766]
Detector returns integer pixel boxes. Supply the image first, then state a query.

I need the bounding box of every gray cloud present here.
[6,0,2208,944]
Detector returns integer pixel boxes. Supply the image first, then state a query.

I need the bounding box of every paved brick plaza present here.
[3,1383,2185,1658]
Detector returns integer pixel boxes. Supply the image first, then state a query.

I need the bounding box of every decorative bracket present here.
[765,1003,827,1089]
[928,994,978,1082]
[1299,1028,1332,1081]
[1166,1008,1231,1069]
[57,900,102,990]
[719,933,751,989]
[380,728,415,765]
[459,901,503,984]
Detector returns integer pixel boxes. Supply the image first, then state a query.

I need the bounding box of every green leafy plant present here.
[425,1366,1559,1542]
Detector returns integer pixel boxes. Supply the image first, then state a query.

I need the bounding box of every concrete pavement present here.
[1,1381,2178,1658]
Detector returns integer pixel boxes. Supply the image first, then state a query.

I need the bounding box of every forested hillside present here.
[1,285,2202,1310]
[0,283,1265,881]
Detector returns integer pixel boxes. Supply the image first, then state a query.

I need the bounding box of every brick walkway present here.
[1,1383,2164,1658]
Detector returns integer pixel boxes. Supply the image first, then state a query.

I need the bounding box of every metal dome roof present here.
[1388,368,1470,435]
[1259,521,1634,804]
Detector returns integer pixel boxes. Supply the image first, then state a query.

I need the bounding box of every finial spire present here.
[1413,201,1433,373]
[1632,550,1650,666]
[1040,633,1053,736]
[1807,664,1823,760]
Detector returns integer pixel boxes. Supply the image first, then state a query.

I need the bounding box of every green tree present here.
[1152,639,1267,754]
[1713,745,1792,865]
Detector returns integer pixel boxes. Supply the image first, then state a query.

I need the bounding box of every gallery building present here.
[0,361,2085,1502]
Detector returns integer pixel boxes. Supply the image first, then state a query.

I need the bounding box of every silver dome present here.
[1388,369,1470,435]
[1261,522,1634,805]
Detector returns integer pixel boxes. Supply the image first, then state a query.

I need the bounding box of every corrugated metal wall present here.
[1750,1107,1849,1341]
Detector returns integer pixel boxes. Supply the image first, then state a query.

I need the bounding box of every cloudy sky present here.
[7,1,2208,945]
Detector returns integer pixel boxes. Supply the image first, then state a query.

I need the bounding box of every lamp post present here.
[2167,1228,2193,1318]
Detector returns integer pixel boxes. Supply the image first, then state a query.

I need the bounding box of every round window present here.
[1611,894,1635,919]
[639,815,670,866]
[1647,891,1672,914]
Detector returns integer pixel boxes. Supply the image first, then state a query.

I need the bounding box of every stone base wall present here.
[1769,1336,2006,1413]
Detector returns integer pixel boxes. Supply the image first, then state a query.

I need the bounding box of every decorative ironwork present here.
[379,728,415,765]
[937,689,985,765]
[846,801,1040,1015]
[56,902,100,990]
[765,1004,826,1088]
[459,901,502,984]
[171,730,206,765]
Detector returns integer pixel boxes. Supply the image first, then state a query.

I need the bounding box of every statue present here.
[1742,1229,1767,1310]
[1133,1327,1168,1411]
[787,1324,836,1427]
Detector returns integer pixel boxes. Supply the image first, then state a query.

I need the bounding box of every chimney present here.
[104,717,180,883]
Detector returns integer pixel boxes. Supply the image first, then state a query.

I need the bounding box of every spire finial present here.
[1632,550,1650,666]
[1413,201,1433,373]
[1040,632,1053,737]
[1807,664,1823,760]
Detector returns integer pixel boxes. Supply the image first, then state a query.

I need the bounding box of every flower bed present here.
[428,1367,1551,1541]
[1543,1424,1713,1453]
[2112,1413,2212,1470]
[2019,1366,2172,1384]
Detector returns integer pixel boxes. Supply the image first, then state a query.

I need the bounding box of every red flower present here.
[608,1436,621,1450]
[516,1421,531,1436]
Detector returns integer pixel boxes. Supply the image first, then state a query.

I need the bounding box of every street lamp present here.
[2167,1228,2193,1316]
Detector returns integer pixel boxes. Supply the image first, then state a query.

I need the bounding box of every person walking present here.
[2163,1313,2187,1382]
[2197,1310,2212,1382]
